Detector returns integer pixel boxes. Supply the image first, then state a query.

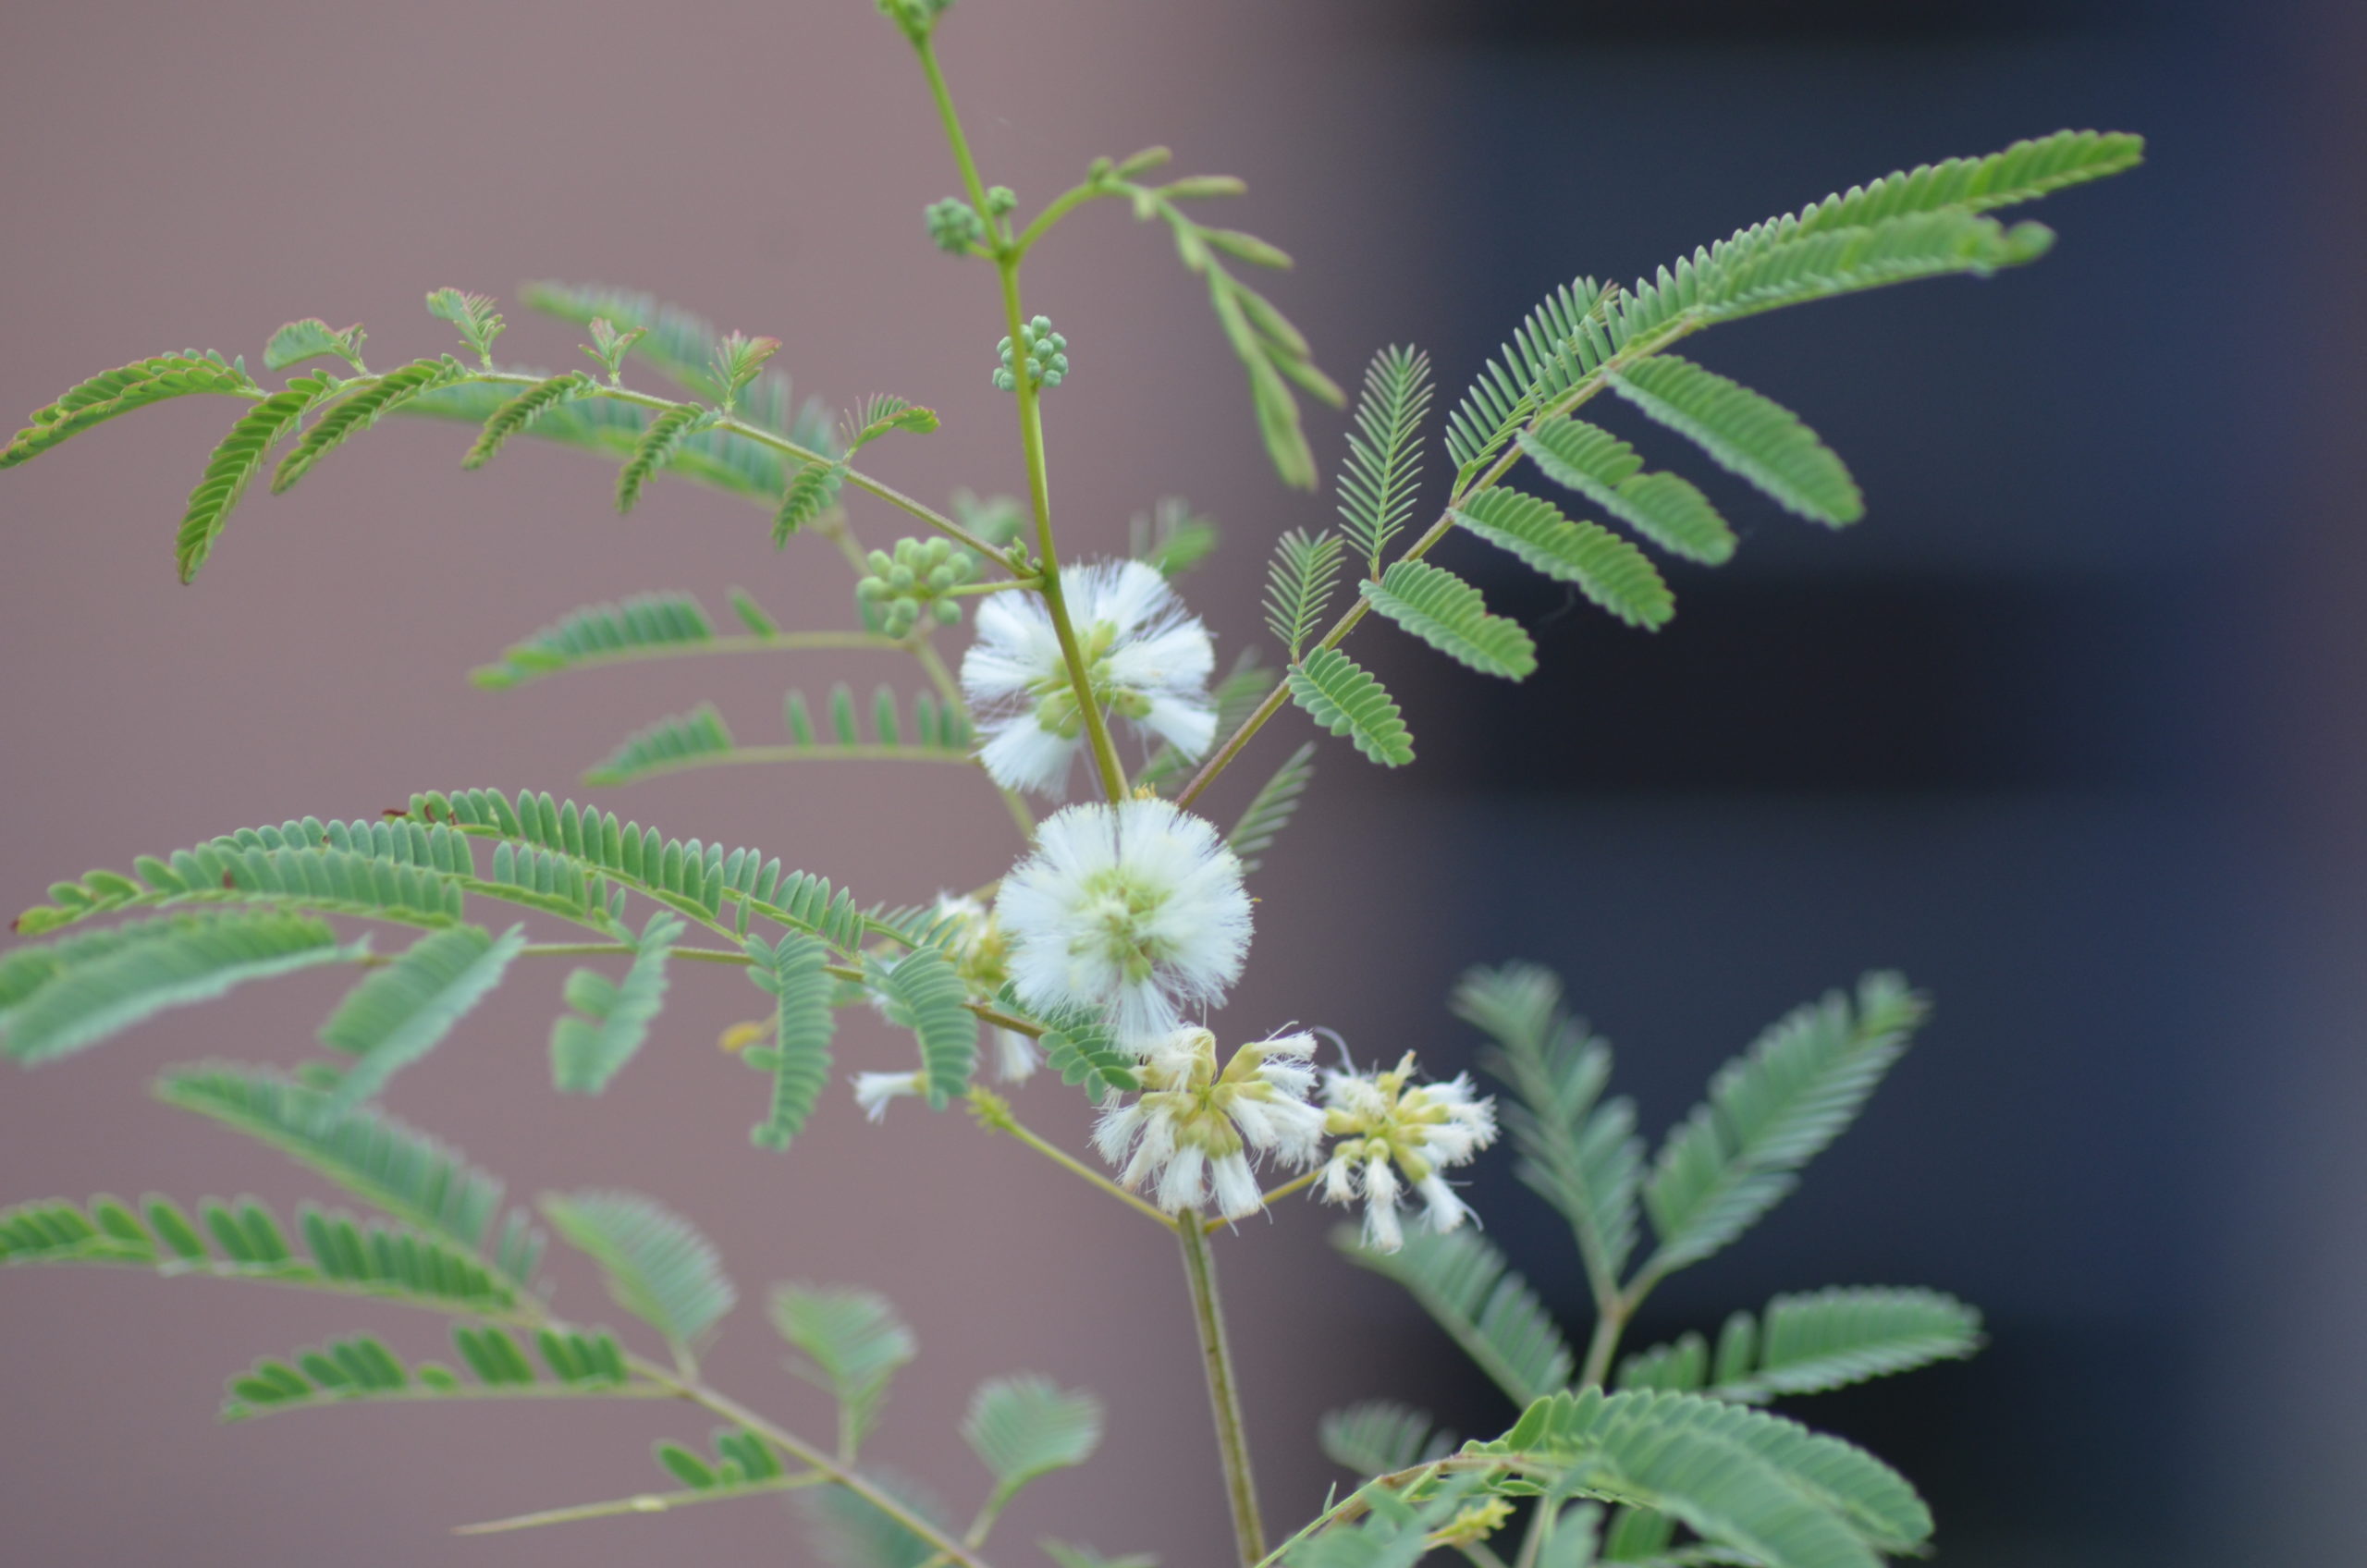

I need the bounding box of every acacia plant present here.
[0,5,2140,1565]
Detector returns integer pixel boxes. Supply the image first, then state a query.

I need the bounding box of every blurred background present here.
[0,0,2352,1564]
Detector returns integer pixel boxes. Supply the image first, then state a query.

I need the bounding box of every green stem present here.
[492,630,905,684]
[520,941,750,965]
[455,1473,827,1535]
[966,1089,1171,1225]
[1177,1214,1266,1567]
[1577,1293,1631,1390]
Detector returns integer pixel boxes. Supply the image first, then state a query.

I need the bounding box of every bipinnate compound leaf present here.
[1226,741,1315,876]
[963,1374,1102,1507]
[1287,647,1413,767]
[314,923,528,1121]
[1444,276,1617,484]
[1337,1225,1573,1406]
[543,1189,735,1357]
[549,913,683,1094]
[1515,420,1736,565]
[1607,356,1862,526]
[1457,962,1645,1292]
[1336,344,1433,570]
[1361,559,1538,679]
[616,404,713,514]
[270,356,464,495]
[877,949,975,1109]
[471,591,716,689]
[1261,527,1344,660]
[742,931,834,1150]
[775,459,848,544]
[585,703,736,787]
[1793,128,2143,230]
[462,370,594,470]
[3,349,258,470]
[1617,1287,1981,1403]
[1452,489,1674,631]
[1318,1399,1455,1478]
[1643,974,1927,1279]
[177,374,337,582]
[770,1284,917,1459]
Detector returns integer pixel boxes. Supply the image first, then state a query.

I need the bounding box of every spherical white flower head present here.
[1318,1053,1500,1253]
[1093,1028,1327,1220]
[961,558,1218,797]
[852,1070,926,1122]
[927,894,1038,1082]
[996,798,1251,1046]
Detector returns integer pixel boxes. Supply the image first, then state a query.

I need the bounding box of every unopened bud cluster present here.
[857,536,975,636]
[994,316,1070,391]
[925,198,984,254]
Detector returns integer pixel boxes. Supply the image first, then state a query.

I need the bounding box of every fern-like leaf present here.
[315,924,528,1120]
[543,1189,735,1359]
[1001,988,1140,1098]
[0,913,360,1064]
[1318,1399,1455,1477]
[1361,559,1538,679]
[550,913,683,1094]
[1794,129,2143,232]
[1227,741,1315,876]
[1336,1225,1574,1406]
[462,370,594,470]
[263,319,367,374]
[1607,356,1862,526]
[1666,1287,1985,1403]
[1287,647,1413,767]
[963,1375,1103,1509]
[584,703,736,787]
[771,1283,917,1459]
[1262,528,1344,660]
[616,404,714,514]
[1443,276,1615,485]
[742,931,835,1150]
[175,374,336,582]
[1453,489,1674,631]
[1458,962,1645,1295]
[1643,974,1928,1279]
[270,356,463,495]
[1337,345,1433,570]
[879,949,975,1109]
[3,349,258,470]
[222,1327,641,1421]
[1516,421,1736,566]
[776,459,849,544]
[471,592,716,690]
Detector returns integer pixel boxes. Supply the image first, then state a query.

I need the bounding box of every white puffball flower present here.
[852,1070,926,1122]
[962,558,1217,797]
[1093,1027,1327,1220]
[930,893,1038,1082]
[995,797,1252,1047]
[1319,1053,1500,1253]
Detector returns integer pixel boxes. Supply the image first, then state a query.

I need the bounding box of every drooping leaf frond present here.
[584,703,735,787]
[616,404,717,515]
[1453,489,1674,631]
[470,592,716,690]
[878,949,975,1109]
[1227,741,1315,876]
[262,319,367,374]
[549,913,683,1094]
[1336,1225,1574,1406]
[0,1193,521,1315]
[1790,128,2142,233]
[270,356,464,496]
[154,1062,543,1281]
[1361,559,1539,680]
[176,374,336,582]
[1607,357,1862,526]
[1634,1287,1983,1403]
[1458,962,1645,1294]
[315,924,528,1120]
[1443,276,1614,486]
[742,931,835,1150]
[14,827,473,937]
[1337,345,1434,571]
[461,370,594,470]
[1262,527,1344,661]
[1643,974,1928,1279]
[1288,647,1414,767]
[2,349,258,470]
[1318,1399,1456,1478]
[1515,421,1736,566]
[770,1284,917,1460]
[963,1375,1103,1508]
[776,459,849,544]
[222,1327,642,1422]
[0,912,361,1065]
[543,1189,735,1359]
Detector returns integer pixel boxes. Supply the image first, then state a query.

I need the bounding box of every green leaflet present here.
[1622,1287,1984,1403]
[1287,647,1413,767]
[462,370,593,470]
[1,912,361,1065]
[270,356,464,495]
[2,349,257,470]
[1453,489,1674,631]
[584,704,736,787]
[543,1189,736,1357]
[1262,528,1345,661]
[1336,1225,1573,1406]
[1458,962,1645,1293]
[781,685,974,758]
[176,373,337,582]
[1226,740,1315,876]
[1607,356,1863,526]
[262,319,366,373]
[1643,974,1928,1279]
[879,949,975,1109]
[1515,420,1736,566]
[471,591,715,689]
[1336,344,1433,570]
[775,459,847,544]
[1317,1399,1455,1478]
[617,404,714,514]
[742,931,834,1150]
[550,913,682,1094]
[963,1375,1102,1509]
[770,1283,916,1459]
[1361,559,1538,680]
[1793,128,2143,231]
[314,924,528,1121]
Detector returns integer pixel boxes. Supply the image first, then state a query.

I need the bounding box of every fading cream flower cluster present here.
[1319,1054,1499,1252]
[1093,1027,1326,1220]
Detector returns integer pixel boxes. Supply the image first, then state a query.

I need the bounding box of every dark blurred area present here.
[0,1,2355,1566]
